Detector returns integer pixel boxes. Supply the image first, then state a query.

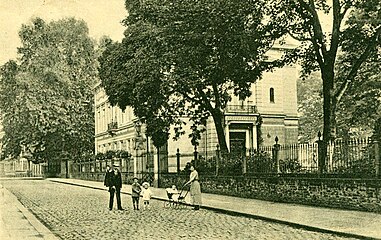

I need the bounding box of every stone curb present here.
[2,187,59,240]
[0,177,44,181]
[200,205,377,240]
[48,179,378,240]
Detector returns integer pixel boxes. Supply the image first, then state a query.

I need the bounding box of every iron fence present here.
[193,136,380,177]
[69,136,380,180]
[254,137,378,177]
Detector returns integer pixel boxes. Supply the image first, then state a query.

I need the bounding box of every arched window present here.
[270,88,275,103]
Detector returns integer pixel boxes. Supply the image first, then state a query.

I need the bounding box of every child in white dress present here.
[141,182,153,209]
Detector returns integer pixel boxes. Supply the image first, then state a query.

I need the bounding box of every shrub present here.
[279,158,302,173]
[247,151,273,173]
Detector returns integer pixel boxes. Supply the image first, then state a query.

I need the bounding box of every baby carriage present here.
[164,185,189,209]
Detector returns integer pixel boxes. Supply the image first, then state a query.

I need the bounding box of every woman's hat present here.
[142,182,150,187]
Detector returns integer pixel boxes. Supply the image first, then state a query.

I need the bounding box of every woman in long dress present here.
[185,165,202,210]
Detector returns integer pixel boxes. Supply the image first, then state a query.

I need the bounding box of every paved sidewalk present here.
[0,183,59,240]
[49,178,381,240]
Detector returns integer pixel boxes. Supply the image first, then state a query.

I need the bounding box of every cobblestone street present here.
[2,180,357,240]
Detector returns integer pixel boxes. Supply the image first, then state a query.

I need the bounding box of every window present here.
[102,108,105,131]
[270,88,275,103]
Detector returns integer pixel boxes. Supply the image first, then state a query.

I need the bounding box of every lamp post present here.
[133,120,145,178]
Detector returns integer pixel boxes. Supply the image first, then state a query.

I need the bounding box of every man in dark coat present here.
[107,165,123,211]
[104,165,112,187]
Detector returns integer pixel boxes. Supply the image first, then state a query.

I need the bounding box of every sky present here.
[0,0,337,66]
[0,0,127,65]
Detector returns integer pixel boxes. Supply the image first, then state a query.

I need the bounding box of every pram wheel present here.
[173,196,185,209]
[164,200,173,208]
[164,185,189,209]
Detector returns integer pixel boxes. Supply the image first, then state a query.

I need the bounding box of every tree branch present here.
[287,30,312,42]
[339,3,351,22]
[197,87,215,112]
[309,32,325,68]
[329,0,344,64]
[334,26,381,104]
[212,82,221,110]
[307,0,329,57]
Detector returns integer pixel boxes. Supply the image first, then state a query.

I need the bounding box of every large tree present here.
[0,18,97,162]
[99,0,288,152]
[279,0,381,168]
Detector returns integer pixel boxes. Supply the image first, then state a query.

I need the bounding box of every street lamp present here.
[133,120,145,178]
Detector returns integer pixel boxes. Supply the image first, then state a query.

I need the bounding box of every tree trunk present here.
[321,68,336,173]
[330,97,338,140]
[211,109,229,153]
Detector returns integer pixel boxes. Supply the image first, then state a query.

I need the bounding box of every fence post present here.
[216,144,220,176]
[273,136,280,174]
[176,148,181,174]
[375,140,380,178]
[317,131,325,174]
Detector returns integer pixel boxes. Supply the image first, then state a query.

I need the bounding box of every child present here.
[131,177,141,210]
[141,182,153,209]
[168,185,179,201]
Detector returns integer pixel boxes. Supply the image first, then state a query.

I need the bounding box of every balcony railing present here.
[225,105,257,114]
[107,122,118,134]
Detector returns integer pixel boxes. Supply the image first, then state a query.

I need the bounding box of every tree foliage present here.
[0,18,97,162]
[99,0,288,152]
[297,72,323,143]
[336,60,381,137]
[298,65,380,143]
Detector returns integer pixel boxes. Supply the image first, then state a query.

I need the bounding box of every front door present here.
[229,132,246,154]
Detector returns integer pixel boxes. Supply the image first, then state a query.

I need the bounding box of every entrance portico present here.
[225,114,259,152]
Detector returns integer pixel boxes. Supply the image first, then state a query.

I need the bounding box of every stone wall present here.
[160,174,381,213]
